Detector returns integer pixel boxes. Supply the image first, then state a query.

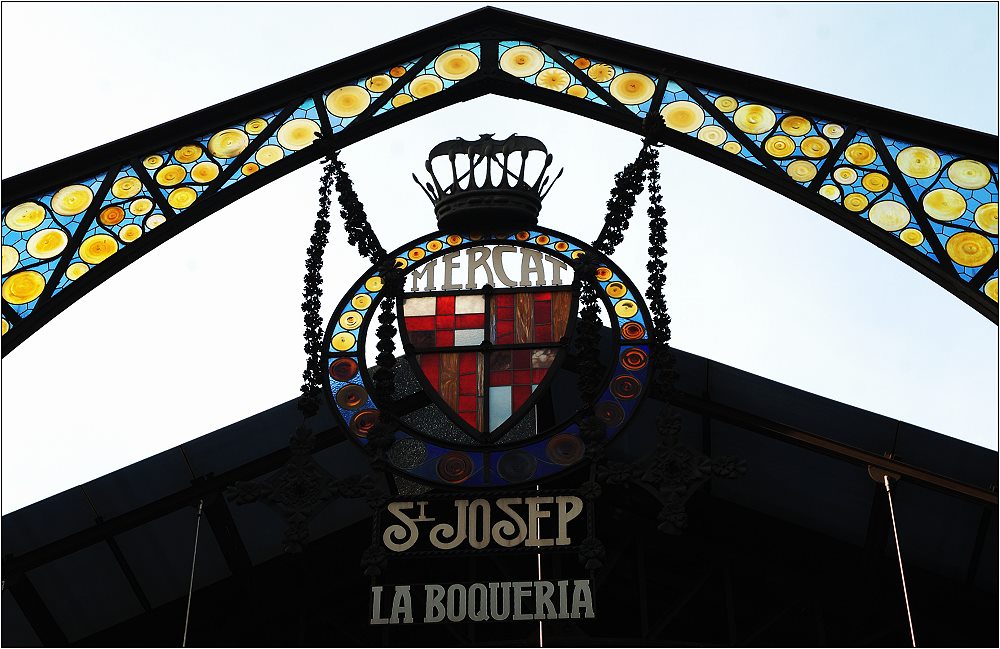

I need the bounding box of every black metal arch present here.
[2,7,997,356]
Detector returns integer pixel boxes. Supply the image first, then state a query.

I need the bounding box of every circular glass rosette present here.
[321,227,653,488]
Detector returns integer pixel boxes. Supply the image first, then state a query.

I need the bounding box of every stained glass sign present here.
[322,229,652,489]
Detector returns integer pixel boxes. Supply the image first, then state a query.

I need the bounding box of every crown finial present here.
[413,134,563,230]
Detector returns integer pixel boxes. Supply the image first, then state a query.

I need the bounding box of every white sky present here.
[2,2,997,514]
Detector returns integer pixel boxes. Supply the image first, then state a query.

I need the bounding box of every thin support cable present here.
[536,483,544,649]
[884,476,916,647]
[182,499,205,648]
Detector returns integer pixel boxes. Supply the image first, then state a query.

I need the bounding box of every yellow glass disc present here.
[536,68,571,92]
[327,85,371,117]
[365,276,384,292]
[985,278,998,302]
[834,167,858,184]
[390,66,407,78]
[786,160,817,183]
[868,201,910,231]
[365,74,393,93]
[595,267,613,281]
[277,118,320,151]
[168,187,197,210]
[408,247,425,260]
[2,245,19,274]
[723,141,742,154]
[119,224,142,242]
[845,143,877,166]
[409,74,444,99]
[800,136,831,159]
[697,125,727,146]
[895,146,941,179]
[394,257,408,269]
[554,241,569,251]
[574,57,590,69]
[6,202,46,231]
[446,234,463,246]
[112,176,142,199]
[714,96,738,113]
[535,235,550,245]
[130,198,153,216]
[391,94,413,108]
[780,115,811,136]
[499,45,545,77]
[332,332,356,351]
[66,262,89,281]
[843,193,869,212]
[819,185,840,200]
[2,271,45,304]
[974,202,998,235]
[51,185,94,216]
[174,145,202,163]
[572,250,586,260]
[947,159,991,190]
[614,299,638,318]
[80,234,118,264]
[861,172,889,192]
[1,319,6,335]
[733,104,776,135]
[208,129,250,159]
[245,117,267,134]
[660,101,704,134]
[339,311,363,330]
[764,135,794,158]
[587,63,615,83]
[256,145,284,166]
[609,72,655,105]
[99,206,124,227]
[946,232,994,267]
[822,123,845,139]
[606,282,627,298]
[143,154,164,169]
[27,228,67,259]
[191,161,220,184]
[351,294,372,310]
[434,49,480,81]
[146,214,166,229]
[922,188,966,222]
[156,165,187,187]
[241,163,259,176]
[426,240,443,252]
[900,228,924,246]
[567,85,588,98]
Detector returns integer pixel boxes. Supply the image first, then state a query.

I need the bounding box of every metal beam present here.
[5,574,70,647]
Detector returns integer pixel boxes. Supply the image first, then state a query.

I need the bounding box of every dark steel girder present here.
[2,7,997,357]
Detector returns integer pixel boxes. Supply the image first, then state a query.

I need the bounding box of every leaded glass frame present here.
[3,8,996,355]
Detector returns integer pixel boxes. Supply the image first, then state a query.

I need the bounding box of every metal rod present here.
[884,476,916,647]
[536,482,543,648]
[182,499,205,648]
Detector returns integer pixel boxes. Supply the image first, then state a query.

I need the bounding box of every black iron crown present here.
[413,134,563,229]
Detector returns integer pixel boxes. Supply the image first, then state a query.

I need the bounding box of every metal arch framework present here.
[2,7,997,356]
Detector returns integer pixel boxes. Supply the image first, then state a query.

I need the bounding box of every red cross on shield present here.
[400,288,574,441]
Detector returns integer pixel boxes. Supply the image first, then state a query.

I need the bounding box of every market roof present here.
[2,343,995,645]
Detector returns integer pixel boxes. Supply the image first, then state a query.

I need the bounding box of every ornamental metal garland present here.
[226,154,377,553]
